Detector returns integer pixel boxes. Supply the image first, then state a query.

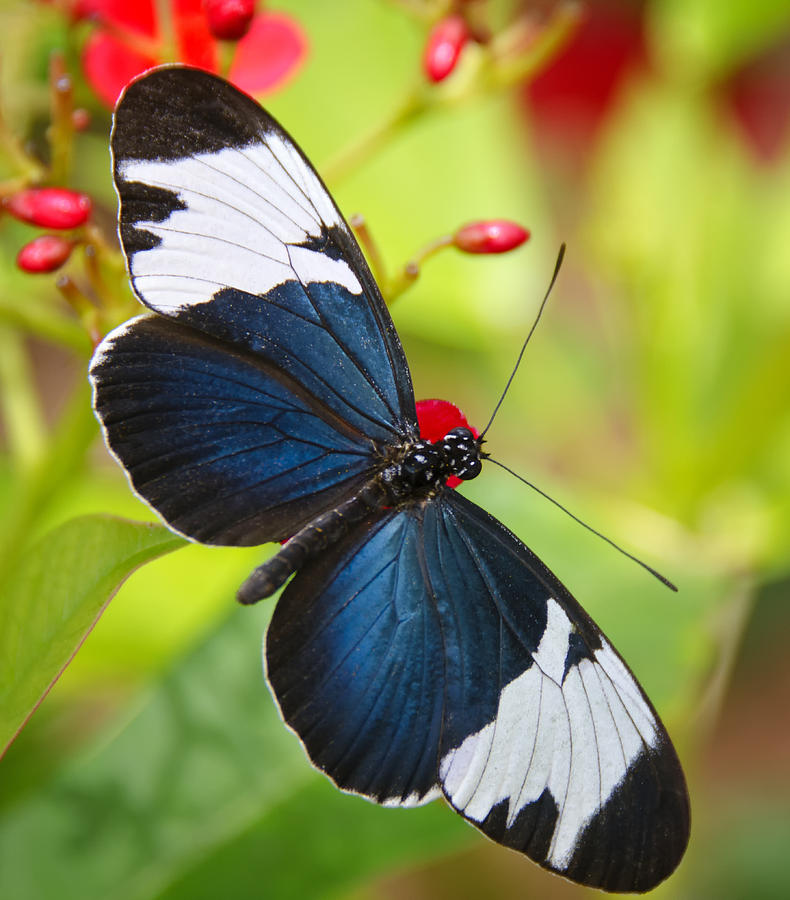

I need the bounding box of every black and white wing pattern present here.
[91,67,418,544]
[266,491,689,892]
[90,65,689,892]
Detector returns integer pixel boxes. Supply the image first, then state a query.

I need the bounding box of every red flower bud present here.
[453,220,530,254]
[204,0,255,42]
[4,188,92,229]
[16,235,74,273]
[423,16,469,84]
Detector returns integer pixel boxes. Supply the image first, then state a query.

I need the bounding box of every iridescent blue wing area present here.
[91,315,381,545]
[266,505,445,807]
[266,491,689,892]
[91,66,418,543]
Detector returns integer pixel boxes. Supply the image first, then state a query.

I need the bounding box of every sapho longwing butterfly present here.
[89,66,690,892]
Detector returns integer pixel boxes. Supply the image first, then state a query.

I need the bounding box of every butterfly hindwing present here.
[435,492,689,892]
[265,505,445,806]
[90,314,381,545]
[110,66,416,442]
[265,490,689,892]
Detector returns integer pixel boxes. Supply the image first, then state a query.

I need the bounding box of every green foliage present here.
[0,606,472,900]
[0,515,183,756]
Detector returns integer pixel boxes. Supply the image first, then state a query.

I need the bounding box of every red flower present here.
[4,188,92,229]
[80,0,308,108]
[524,0,647,169]
[416,399,479,488]
[453,220,529,254]
[16,235,75,273]
[721,38,790,165]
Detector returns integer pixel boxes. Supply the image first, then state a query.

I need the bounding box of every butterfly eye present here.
[454,456,482,480]
[440,427,479,471]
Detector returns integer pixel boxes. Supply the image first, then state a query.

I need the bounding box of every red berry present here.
[453,220,530,254]
[16,235,74,273]
[423,16,469,84]
[4,188,92,229]
[204,0,256,42]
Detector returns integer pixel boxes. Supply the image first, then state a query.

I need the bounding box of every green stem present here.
[488,2,582,89]
[0,302,91,355]
[349,214,389,289]
[47,53,75,186]
[0,380,97,589]
[154,0,175,59]
[386,233,454,302]
[692,575,756,742]
[0,109,45,183]
[322,86,431,183]
[322,4,580,184]
[0,329,47,470]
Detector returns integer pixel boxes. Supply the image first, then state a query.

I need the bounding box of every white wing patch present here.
[440,598,659,871]
[117,137,362,313]
[381,786,443,808]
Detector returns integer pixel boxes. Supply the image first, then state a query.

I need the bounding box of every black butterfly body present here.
[89,67,690,892]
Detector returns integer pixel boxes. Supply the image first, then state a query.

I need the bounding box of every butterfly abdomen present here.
[237,427,482,603]
[237,477,390,603]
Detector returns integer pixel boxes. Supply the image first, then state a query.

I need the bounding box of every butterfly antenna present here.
[478,244,566,442]
[485,457,678,592]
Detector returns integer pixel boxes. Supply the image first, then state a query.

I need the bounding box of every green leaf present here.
[156,776,472,900]
[0,601,472,900]
[0,515,184,756]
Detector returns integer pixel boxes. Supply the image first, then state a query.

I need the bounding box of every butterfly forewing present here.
[109,66,416,441]
[92,66,418,544]
[91,314,381,544]
[266,490,689,892]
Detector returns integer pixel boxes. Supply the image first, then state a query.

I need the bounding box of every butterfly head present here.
[440,427,483,481]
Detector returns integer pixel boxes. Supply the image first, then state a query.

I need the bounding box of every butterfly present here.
[89,66,690,892]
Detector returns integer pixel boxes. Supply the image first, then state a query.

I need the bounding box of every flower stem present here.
[693,576,756,741]
[323,4,579,184]
[322,85,431,183]
[48,53,75,185]
[0,380,96,590]
[488,1,582,89]
[0,103,45,183]
[386,233,453,302]
[0,329,47,470]
[349,214,388,289]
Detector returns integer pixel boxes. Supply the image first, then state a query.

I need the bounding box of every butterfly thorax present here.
[382,427,482,501]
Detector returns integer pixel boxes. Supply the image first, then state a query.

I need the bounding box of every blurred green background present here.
[1,0,789,897]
